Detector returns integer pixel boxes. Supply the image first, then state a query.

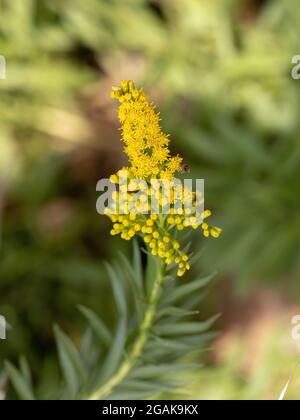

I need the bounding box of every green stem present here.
[88,260,164,400]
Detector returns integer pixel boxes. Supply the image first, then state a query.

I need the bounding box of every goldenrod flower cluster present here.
[105,81,221,277]
[111,80,182,180]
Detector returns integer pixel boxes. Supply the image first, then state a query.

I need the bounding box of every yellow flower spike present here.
[105,81,221,278]
[111,80,182,180]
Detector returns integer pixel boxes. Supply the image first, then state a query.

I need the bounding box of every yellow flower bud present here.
[173,241,180,250]
[110,174,118,184]
[177,269,185,277]
[210,227,222,238]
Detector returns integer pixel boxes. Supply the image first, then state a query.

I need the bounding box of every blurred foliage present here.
[0,0,300,399]
[5,246,217,400]
[186,319,300,400]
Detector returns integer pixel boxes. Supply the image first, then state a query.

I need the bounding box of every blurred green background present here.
[1,0,300,399]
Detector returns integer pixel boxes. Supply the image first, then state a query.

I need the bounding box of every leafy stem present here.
[88,260,165,400]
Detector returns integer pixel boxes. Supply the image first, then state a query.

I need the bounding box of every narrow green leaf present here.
[4,361,35,401]
[132,239,143,294]
[118,253,139,292]
[54,325,86,398]
[149,336,193,351]
[78,305,111,346]
[161,273,216,305]
[181,331,219,347]
[156,306,200,320]
[118,253,142,321]
[106,263,127,316]
[80,329,95,363]
[182,292,208,310]
[19,356,32,387]
[131,363,201,379]
[120,378,185,393]
[154,314,220,336]
[98,318,127,386]
[145,254,159,295]
[189,248,205,265]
